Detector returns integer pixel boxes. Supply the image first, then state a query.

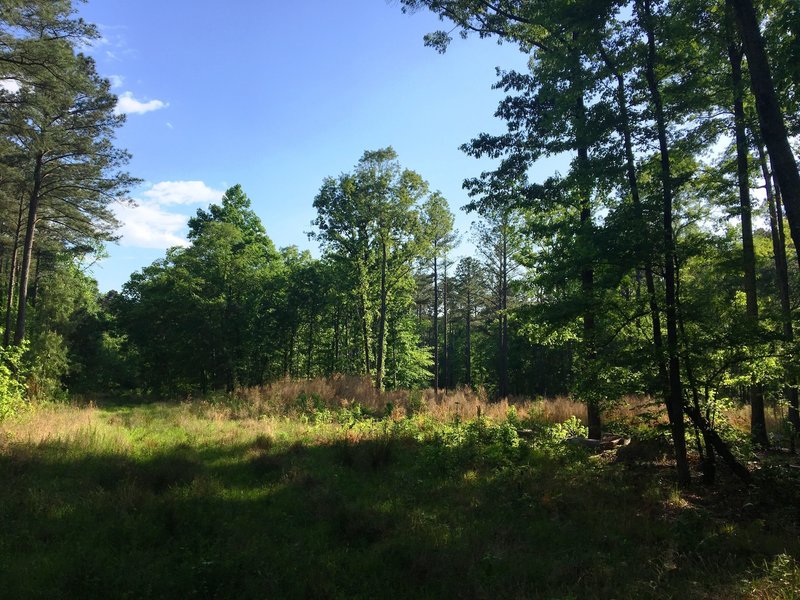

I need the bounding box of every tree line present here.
[112,155,545,401]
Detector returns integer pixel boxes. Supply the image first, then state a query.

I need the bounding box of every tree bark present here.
[3,199,24,348]
[498,222,510,399]
[14,152,44,346]
[729,37,769,447]
[433,252,439,391]
[443,257,449,390]
[729,0,800,270]
[375,240,388,390]
[759,142,800,441]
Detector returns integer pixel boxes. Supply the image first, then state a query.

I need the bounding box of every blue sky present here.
[77,0,560,292]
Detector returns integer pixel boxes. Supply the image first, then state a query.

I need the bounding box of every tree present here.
[116,185,282,394]
[312,148,431,389]
[727,0,800,270]
[421,192,456,391]
[0,2,133,346]
[471,204,522,399]
[398,0,758,483]
[452,256,486,388]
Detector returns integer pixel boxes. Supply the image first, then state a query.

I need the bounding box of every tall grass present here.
[217,375,589,425]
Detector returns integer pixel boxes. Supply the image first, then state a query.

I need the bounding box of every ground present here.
[0,393,798,599]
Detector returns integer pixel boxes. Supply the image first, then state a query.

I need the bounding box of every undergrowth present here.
[0,392,797,599]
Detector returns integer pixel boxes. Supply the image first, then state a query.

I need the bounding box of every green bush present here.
[535,416,590,450]
[0,344,27,420]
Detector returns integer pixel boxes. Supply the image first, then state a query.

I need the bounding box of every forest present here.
[0,0,799,598]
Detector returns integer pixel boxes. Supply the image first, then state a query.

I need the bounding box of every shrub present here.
[0,344,27,420]
[541,415,589,444]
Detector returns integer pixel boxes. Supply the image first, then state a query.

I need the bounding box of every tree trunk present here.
[358,289,371,377]
[465,268,473,388]
[601,44,671,403]
[375,240,388,390]
[29,249,41,308]
[14,152,44,346]
[759,142,800,442]
[498,224,510,399]
[683,403,751,483]
[729,37,769,447]
[443,257,449,391]
[579,146,600,439]
[332,304,341,376]
[574,81,600,439]
[433,252,439,391]
[676,258,717,483]
[639,0,690,486]
[290,325,297,379]
[306,311,314,379]
[3,200,24,348]
[729,0,800,270]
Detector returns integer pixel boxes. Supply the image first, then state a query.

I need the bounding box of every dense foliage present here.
[0,0,133,399]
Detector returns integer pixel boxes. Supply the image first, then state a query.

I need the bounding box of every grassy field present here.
[0,387,798,599]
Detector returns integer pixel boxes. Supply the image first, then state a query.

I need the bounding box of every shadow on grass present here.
[0,431,797,599]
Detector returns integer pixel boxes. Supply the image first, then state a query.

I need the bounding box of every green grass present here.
[0,399,798,599]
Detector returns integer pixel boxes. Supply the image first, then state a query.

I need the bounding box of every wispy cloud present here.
[108,74,124,89]
[115,91,168,115]
[115,181,225,249]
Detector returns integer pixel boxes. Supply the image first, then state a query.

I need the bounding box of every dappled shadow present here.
[1,431,798,599]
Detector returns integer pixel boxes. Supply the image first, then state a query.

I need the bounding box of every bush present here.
[0,344,27,420]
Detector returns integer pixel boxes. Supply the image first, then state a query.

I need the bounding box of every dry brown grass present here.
[723,402,788,436]
[213,376,589,425]
[418,389,587,424]
[0,402,97,447]
[225,375,396,418]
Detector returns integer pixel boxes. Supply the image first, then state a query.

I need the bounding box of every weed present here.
[741,554,800,599]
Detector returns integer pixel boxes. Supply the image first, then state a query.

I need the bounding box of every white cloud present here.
[142,181,223,206]
[114,181,225,249]
[166,121,174,129]
[115,91,168,115]
[108,75,124,89]
[114,201,191,249]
